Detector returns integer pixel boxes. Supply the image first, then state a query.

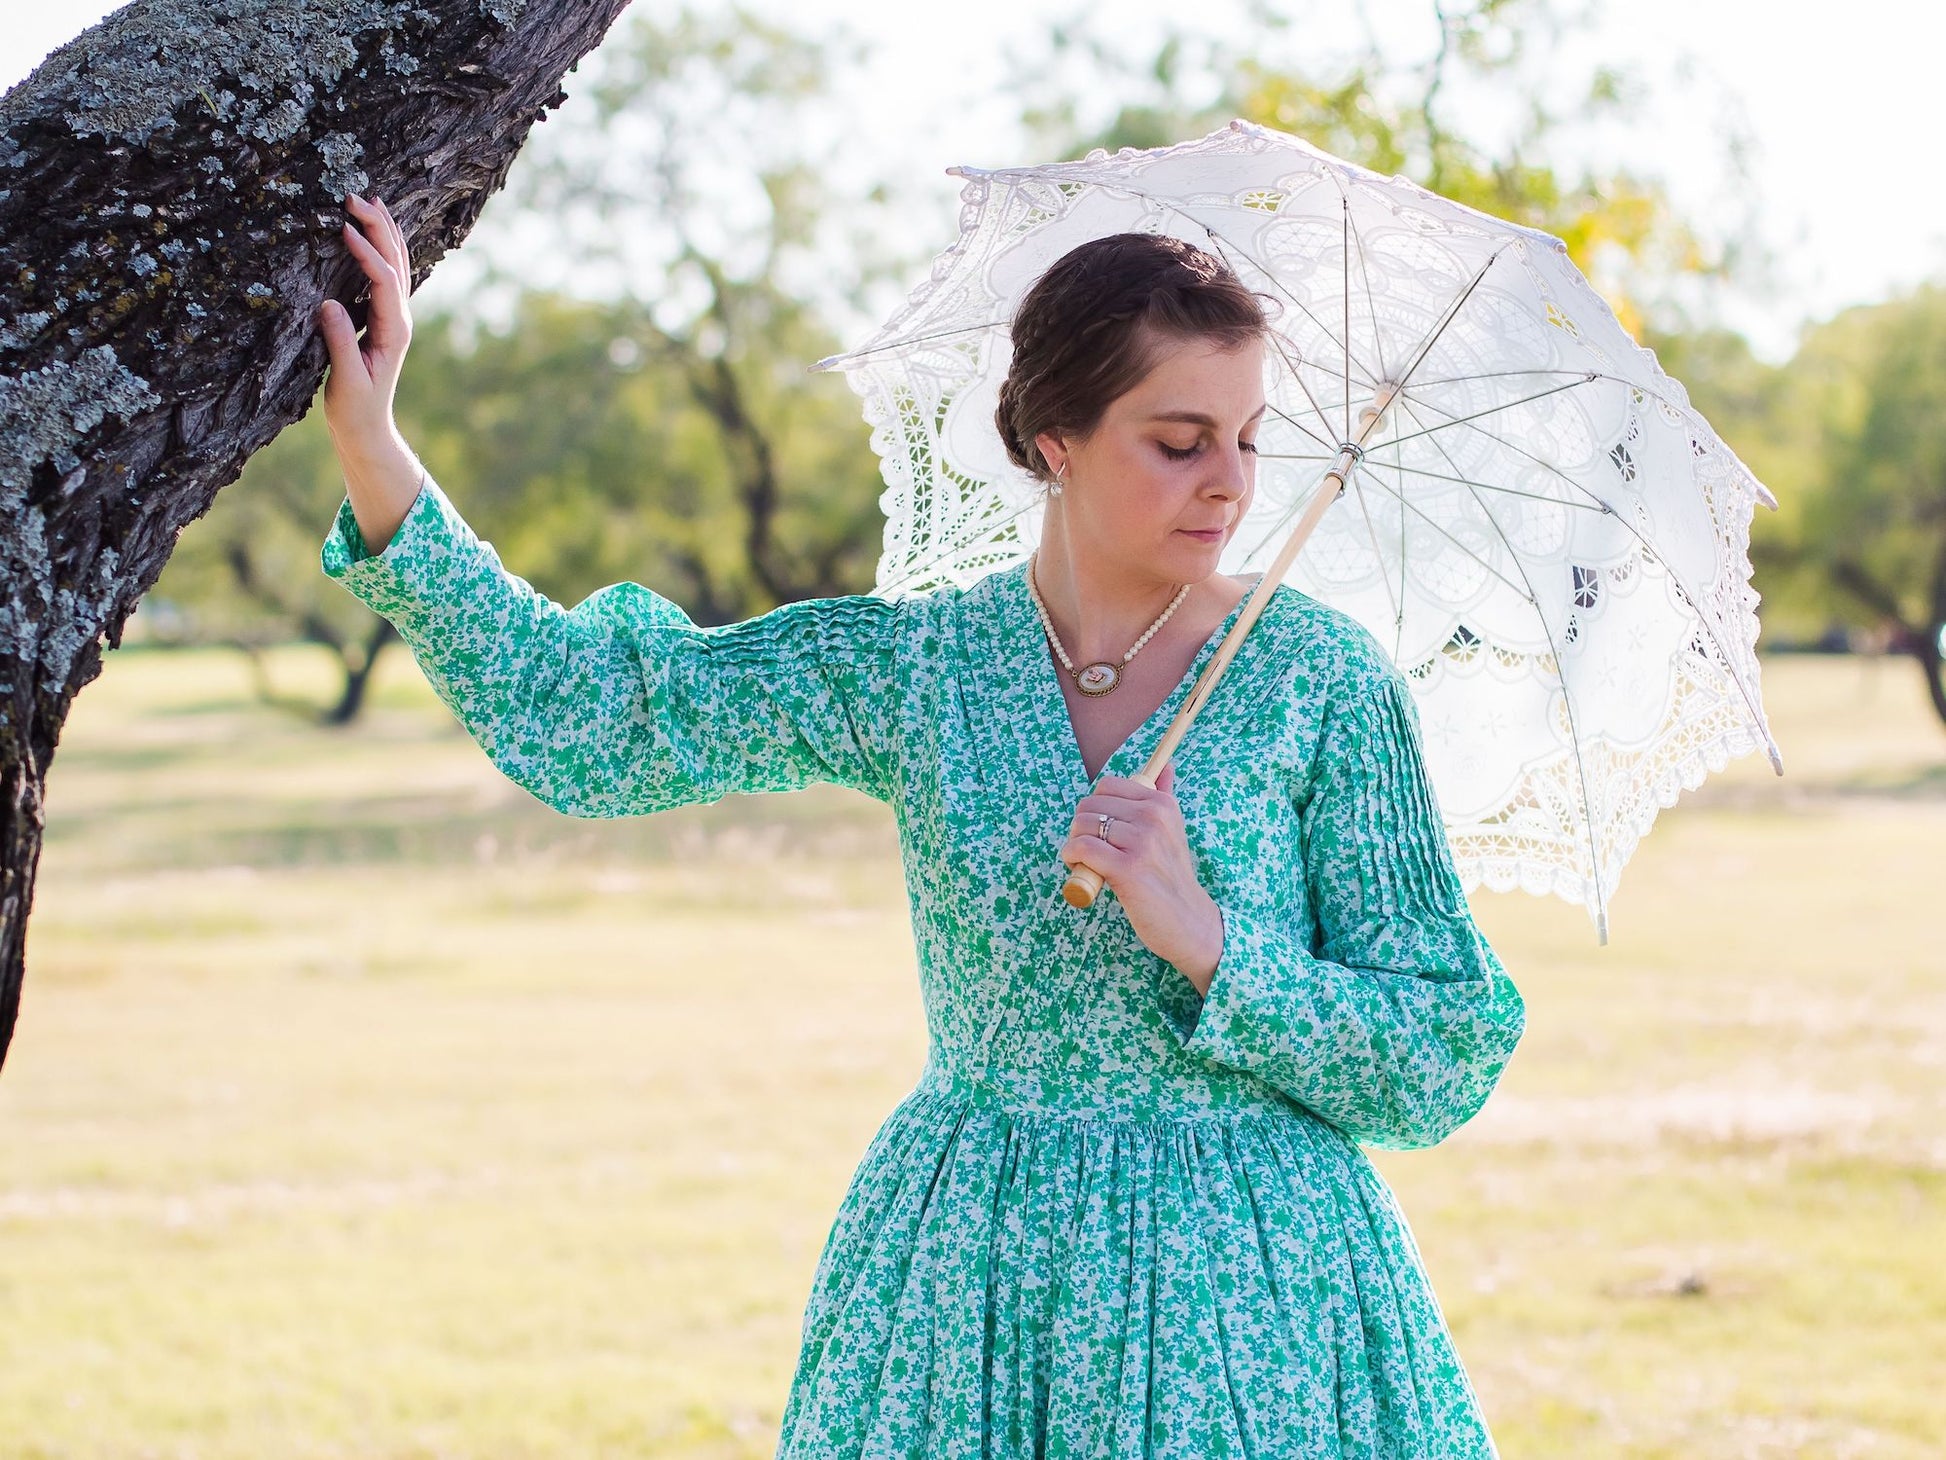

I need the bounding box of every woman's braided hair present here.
[994,233,1270,483]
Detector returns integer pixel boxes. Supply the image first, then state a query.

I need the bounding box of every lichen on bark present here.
[8,0,433,144]
[0,346,157,697]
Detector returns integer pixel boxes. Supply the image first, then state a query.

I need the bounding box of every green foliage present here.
[1644,286,1946,725]
[1799,289,1946,690]
[396,289,886,619]
[469,4,896,612]
[154,274,888,636]
[145,401,397,723]
[147,408,366,652]
[148,4,893,723]
[1018,0,1749,338]
[1812,287,1946,595]
[1635,323,1824,642]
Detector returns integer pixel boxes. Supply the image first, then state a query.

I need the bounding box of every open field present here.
[1,644,1941,1458]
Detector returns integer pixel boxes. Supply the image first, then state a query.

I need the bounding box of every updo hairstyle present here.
[993,233,1271,484]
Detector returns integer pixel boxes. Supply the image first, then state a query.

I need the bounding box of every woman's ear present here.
[1034,429,1068,478]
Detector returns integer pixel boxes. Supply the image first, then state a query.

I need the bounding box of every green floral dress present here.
[323,474,1527,1459]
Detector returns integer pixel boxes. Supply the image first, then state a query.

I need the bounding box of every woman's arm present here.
[1165,635,1525,1149]
[321,470,905,814]
[312,194,903,813]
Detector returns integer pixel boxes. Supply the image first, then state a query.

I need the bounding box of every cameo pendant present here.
[1077,661,1121,696]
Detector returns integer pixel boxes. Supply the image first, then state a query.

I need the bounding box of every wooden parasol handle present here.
[1061,427,1383,909]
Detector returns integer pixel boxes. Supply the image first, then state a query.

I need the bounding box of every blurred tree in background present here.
[1646,288,1946,727]
[1010,0,1752,339]
[142,0,1946,733]
[480,4,894,613]
[151,5,888,720]
[141,407,397,725]
[1791,288,1946,721]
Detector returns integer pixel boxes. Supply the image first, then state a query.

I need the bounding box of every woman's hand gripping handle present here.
[1058,759,1224,996]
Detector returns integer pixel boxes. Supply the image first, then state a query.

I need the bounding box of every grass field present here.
[1,644,1941,1458]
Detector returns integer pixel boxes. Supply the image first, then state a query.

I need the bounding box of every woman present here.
[315,194,1526,1457]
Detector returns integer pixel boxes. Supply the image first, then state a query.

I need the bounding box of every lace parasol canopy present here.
[818,119,1783,942]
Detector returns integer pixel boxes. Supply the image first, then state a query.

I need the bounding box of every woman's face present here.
[1039,331,1267,585]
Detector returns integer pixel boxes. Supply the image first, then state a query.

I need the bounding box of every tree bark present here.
[0,0,633,1071]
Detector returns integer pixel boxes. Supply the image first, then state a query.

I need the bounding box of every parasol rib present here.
[1340,187,1392,383]
[1395,394,1613,939]
[1383,377,1598,449]
[1259,455,1616,512]
[1189,220,1384,390]
[1353,467,1545,607]
[1263,336,1356,454]
[1397,388,1782,772]
[1345,464,1407,638]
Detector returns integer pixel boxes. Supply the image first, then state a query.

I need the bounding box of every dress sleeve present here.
[319,472,905,814]
[1168,645,1525,1149]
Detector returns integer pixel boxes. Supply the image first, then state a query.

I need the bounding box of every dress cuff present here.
[320,470,443,572]
[319,471,480,624]
[1174,901,1313,1065]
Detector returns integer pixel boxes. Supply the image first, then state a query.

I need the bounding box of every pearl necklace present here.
[1026,552,1192,697]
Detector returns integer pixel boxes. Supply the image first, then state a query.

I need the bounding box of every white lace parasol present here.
[816,119,1783,942]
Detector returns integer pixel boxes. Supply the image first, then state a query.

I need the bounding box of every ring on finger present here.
[1096,812,1113,842]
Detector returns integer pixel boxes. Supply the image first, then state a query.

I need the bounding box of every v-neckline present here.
[1011,562,1263,797]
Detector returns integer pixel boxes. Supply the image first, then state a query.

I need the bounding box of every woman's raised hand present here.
[315,193,425,554]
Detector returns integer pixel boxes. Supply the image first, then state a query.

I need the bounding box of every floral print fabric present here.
[323,474,1527,1458]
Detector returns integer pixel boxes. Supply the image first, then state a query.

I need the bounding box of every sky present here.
[6,0,1944,363]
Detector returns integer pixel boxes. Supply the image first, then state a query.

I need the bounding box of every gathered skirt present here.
[775,1069,1498,1459]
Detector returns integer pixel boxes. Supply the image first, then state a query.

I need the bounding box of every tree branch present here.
[1829,554,1917,639]
[0,0,634,1071]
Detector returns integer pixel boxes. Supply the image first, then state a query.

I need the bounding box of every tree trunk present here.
[0,0,633,1071]
[1831,550,1946,732]
[1914,631,1946,729]
[1927,525,1946,730]
[220,533,395,725]
[324,618,397,726]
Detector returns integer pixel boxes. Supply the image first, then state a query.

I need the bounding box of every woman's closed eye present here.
[1158,438,1260,461]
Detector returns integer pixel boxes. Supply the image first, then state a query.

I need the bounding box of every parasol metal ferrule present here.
[1321,446,1358,498]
